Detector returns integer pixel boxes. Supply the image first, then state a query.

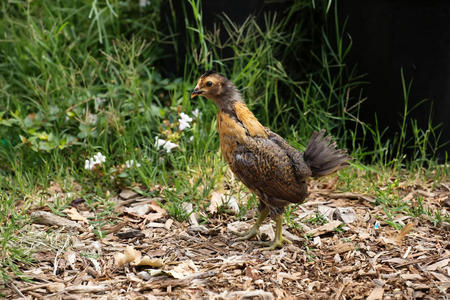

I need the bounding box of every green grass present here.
[0,0,448,283]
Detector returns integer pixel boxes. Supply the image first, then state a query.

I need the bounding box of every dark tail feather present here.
[303,129,351,177]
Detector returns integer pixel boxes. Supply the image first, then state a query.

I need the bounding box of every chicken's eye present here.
[205,81,213,87]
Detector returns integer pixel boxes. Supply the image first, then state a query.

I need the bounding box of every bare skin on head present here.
[192,71,351,250]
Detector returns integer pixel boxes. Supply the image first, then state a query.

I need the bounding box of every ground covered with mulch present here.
[2,178,449,299]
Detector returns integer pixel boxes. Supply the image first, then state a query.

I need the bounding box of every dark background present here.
[162,0,450,160]
[342,0,450,160]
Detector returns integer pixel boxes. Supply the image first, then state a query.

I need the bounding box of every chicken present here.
[191,71,350,250]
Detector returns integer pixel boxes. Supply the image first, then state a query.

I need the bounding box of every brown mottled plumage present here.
[191,71,351,249]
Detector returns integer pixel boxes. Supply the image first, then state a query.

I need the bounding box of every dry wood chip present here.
[337,265,356,273]
[259,224,275,241]
[140,271,217,291]
[332,243,354,254]
[334,253,341,263]
[429,271,450,282]
[31,211,81,229]
[119,189,138,200]
[164,219,173,230]
[125,204,149,216]
[146,222,166,228]
[116,229,145,239]
[148,200,167,215]
[400,273,423,280]
[334,207,357,224]
[63,207,89,223]
[381,271,401,279]
[366,287,384,300]
[103,222,126,234]
[65,284,109,293]
[324,192,376,203]
[306,220,342,236]
[64,250,77,270]
[409,283,430,290]
[402,246,412,259]
[417,190,434,198]
[426,258,449,271]
[383,257,406,264]
[46,283,65,293]
[222,290,274,300]
[276,272,300,284]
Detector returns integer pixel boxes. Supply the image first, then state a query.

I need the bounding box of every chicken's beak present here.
[191,87,203,99]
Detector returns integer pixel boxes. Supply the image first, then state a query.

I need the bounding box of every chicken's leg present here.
[235,206,269,241]
[259,214,291,251]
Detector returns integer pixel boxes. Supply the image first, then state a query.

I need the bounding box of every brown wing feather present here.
[231,136,308,205]
[267,130,312,179]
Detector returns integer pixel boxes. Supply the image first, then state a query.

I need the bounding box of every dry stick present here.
[53,235,71,275]
[20,283,54,293]
[8,282,27,299]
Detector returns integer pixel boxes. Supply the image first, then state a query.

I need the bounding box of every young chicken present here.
[191,71,350,250]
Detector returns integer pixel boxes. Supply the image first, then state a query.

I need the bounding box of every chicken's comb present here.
[201,70,217,77]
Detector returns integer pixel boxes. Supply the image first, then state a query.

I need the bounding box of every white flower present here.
[155,137,166,149]
[93,152,106,163]
[192,108,199,118]
[179,120,191,131]
[125,160,141,168]
[189,136,194,142]
[163,141,178,153]
[155,137,178,153]
[180,112,193,123]
[85,152,106,170]
[87,113,97,124]
[178,112,193,131]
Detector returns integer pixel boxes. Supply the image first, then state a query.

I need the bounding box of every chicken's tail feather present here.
[303,129,351,177]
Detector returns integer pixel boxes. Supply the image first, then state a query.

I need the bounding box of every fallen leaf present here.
[136,256,163,268]
[63,207,89,223]
[125,204,149,216]
[114,245,141,267]
[182,203,199,226]
[168,260,198,279]
[259,224,275,241]
[164,219,173,230]
[426,258,449,271]
[145,212,164,222]
[306,220,342,236]
[366,287,384,300]
[430,272,449,282]
[334,207,357,224]
[64,250,77,270]
[46,282,65,293]
[148,200,166,215]
[395,223,415,243]
[400,273,423,280]
[119,189,138,200]
[227,196,240,214]
[208,192,224,214]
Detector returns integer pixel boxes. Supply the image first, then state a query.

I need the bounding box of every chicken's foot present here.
[235,206,269,241]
